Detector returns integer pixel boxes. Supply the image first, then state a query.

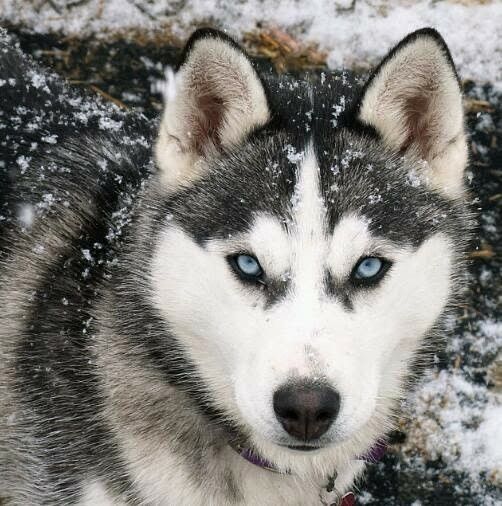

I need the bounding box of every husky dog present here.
[0,26,472,505]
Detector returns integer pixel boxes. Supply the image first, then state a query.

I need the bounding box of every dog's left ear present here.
[155,29,270,189]
[358,29,467,197]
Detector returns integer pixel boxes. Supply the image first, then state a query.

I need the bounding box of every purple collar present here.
[236,446,283,473]
[234,438,387,472]
[360,438,387,462]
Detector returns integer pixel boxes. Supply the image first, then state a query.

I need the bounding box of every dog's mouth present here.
[283,444,322,452]
[228,427,331,473]
[230,439,326,473]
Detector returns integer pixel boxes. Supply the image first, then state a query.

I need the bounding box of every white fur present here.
[80,481,118,506]
[328,215,372,279]
[148,150,456,499]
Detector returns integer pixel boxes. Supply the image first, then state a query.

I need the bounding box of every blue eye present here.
[234,254,263,278]
[353,257,386,281]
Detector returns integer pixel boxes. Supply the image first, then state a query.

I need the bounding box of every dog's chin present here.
[241,418,385,478]
[242,433,344,477]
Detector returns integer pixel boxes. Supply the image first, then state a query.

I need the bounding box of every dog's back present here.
[0,31,153,503]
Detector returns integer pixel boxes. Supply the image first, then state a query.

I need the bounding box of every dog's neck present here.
[231,439,387,505]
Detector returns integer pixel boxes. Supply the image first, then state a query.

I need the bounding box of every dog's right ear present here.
[357,29,467,197]
[155,29,270,189]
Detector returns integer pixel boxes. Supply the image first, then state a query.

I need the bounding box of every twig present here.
[89,84,129,110]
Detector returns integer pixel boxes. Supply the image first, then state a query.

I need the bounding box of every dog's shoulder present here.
[0,29,153,247]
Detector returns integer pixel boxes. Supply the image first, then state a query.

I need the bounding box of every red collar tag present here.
[339,492,356,506]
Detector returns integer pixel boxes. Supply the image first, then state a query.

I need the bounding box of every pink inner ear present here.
[399,91,437,159]
[192,91,225,155]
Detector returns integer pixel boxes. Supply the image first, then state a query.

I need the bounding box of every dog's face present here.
[148,29,469,472]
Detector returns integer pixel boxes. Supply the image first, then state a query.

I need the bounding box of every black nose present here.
[273,383,340,441]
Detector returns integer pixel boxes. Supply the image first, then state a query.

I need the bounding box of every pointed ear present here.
[155,29,270,188]
[358,29,467,197]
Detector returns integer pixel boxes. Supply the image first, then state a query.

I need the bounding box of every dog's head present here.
[147,28,470,474]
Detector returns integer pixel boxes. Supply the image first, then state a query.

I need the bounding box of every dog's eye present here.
[355,257,382,278]
[232,254,263,280]
[352,256,390,285]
